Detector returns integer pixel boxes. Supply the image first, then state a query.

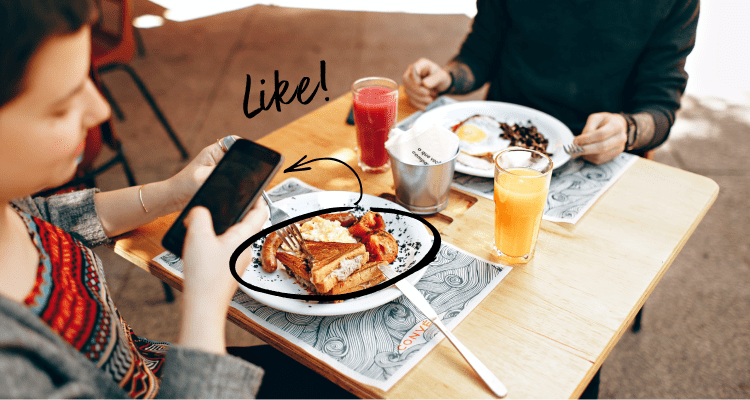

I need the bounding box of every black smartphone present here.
[161,139,283,256]
[346,105,355,125]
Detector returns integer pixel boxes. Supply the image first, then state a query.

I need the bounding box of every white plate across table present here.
[239,191,432,316]
[412,101,575,178]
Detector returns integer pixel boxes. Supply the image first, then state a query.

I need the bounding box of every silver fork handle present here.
[432,318,508,398]
[261,191,273,206]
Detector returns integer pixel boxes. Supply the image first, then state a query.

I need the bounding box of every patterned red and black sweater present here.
[1,189,263,398]
[15,202,169,398]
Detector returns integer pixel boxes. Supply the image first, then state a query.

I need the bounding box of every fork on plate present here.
[261,191,312,258]
[563,142,585,155]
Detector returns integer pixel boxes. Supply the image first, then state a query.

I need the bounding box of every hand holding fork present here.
[563,142,585,156]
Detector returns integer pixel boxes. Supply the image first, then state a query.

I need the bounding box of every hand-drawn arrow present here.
[283,155,363,205]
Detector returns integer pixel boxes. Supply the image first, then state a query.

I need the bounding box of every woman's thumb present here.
[183,206,215,239]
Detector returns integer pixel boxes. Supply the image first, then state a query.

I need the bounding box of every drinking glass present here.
[493,147,552,264]
[351,77,399,173]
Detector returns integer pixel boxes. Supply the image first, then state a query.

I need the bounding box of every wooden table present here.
[112,90,719,398]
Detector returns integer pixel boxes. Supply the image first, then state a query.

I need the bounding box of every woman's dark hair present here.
[0,0,96,107]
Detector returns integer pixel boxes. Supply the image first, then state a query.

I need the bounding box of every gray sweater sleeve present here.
[1,298,265,399]
[157,346,264,399]
[11,188,110,248]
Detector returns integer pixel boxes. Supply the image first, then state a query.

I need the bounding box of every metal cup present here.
[387,148,459,215]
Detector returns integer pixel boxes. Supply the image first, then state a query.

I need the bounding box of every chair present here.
[91,0,189,160]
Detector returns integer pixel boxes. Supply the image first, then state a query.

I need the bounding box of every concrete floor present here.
[91,2,749,398]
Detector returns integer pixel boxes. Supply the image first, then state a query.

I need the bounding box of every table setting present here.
[396,96,638,224]
[149,78,644,396]
[153,178,511,392]
[111,77,719,398]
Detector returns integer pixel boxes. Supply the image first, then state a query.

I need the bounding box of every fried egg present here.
[453,115,510,156]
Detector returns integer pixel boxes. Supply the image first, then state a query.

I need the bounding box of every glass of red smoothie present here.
[351,77,399,173]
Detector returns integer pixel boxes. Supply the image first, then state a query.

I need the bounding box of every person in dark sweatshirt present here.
[403,0,699,164]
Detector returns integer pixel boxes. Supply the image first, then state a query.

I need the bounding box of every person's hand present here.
[402,58,452,110]
[167,136,242,211]
[573,112,628,165]
[177,200,268,354]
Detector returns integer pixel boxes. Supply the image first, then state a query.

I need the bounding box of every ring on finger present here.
[217,139,227,152]
[217,136,237,153]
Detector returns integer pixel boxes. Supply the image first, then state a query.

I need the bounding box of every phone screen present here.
[162,139,283,256]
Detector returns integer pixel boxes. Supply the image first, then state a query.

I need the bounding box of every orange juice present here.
[494,167,549,259]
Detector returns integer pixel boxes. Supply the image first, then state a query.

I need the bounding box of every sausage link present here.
[260,231,283,273]
[297,212,356,227]
[320,212,356,227]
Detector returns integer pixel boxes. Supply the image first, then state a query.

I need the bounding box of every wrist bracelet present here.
[620,112,637,151]
[139,185,149,213]
[437,70,454,96]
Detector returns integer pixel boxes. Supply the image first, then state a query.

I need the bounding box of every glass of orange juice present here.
[493,147,552,264]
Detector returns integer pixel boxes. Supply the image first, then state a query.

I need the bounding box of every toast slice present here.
[326,261,388,296]
[306,241,368,293]
[275,241,369,294]
[275,251,313,291]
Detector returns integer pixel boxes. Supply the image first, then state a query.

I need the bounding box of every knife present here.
[378,264,508,398]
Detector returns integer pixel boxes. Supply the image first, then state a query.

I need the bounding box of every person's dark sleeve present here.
[156,346,264,398]
[628,0,699,150]
[452,0,504,91]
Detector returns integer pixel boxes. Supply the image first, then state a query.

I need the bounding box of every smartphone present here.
[346,105,355,125]
[161,139,283,256]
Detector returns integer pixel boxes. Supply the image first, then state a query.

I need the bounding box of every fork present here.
[262,191,290,225]
[261,191,312,258]
[563,142,585,155]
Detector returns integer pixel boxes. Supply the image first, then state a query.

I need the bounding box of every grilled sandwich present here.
[275,240,372,294]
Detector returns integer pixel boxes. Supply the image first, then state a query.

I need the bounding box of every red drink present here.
[352,78,398,173]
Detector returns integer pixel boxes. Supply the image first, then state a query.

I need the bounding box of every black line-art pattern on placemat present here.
[153,177,511,390]
[266,178,317,201]
[451,153,636,223]
[229,239,505,383]
[544,153,635,221]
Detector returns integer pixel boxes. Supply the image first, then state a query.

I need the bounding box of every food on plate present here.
[260,231,283,273]
[450,115,552,166]
[298,216,357,244]
[498,121,551,156]
[361,230,398,263]
[451,115,510,156]
[261,211,397,297]
[348,211,385,238]
[277,241,369,294]
[318,212,357,227]
[327,260,388,295]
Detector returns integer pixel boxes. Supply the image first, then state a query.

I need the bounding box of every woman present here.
[0,0,268,397]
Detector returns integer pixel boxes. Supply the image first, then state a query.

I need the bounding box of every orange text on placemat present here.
[398,319,433,353]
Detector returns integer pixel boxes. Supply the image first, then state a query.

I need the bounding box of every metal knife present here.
[378,264,508,398]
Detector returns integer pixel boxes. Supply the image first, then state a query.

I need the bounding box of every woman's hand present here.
[167,136,242,211]
[94,137,245,238]
[177,199,268,354]
[573,113,628,165]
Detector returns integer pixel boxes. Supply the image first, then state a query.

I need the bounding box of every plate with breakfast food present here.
[239,191,432,316]
[412,101,575,178]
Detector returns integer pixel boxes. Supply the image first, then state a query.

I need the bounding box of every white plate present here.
[412,101,575,178]
[239,191,432,316]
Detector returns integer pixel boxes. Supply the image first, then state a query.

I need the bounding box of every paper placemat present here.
[153,177,511,391]
[452,153,638,224]
[398,97,638,224]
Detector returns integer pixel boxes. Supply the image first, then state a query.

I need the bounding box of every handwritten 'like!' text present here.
[243,60,328,119]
